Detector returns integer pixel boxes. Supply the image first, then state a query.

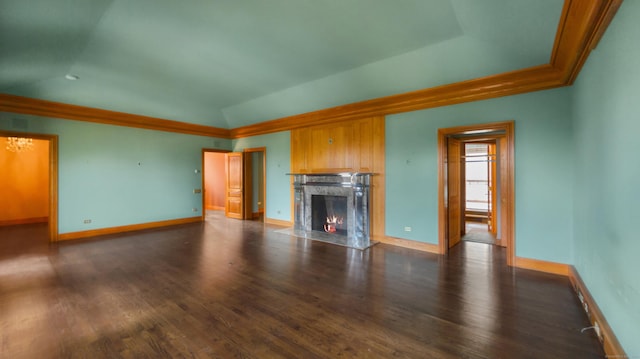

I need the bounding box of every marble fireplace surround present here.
[286,173,374,250]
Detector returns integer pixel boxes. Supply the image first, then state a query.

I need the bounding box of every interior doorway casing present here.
[437,121,515,266]
[0,130,58,242]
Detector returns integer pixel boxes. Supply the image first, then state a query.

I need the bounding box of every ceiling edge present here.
[0,93,231,138]
[0,0,622,140]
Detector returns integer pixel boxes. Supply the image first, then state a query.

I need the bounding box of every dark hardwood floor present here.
[0,213,603,358]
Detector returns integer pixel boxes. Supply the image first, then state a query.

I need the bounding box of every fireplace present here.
[287,173,374,249]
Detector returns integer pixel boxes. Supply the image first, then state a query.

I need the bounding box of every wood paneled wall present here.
[290,116,385,238]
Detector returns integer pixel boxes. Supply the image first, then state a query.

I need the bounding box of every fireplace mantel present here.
[286,173,374,249]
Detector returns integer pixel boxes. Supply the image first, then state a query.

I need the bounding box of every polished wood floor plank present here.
[0,215,603,358]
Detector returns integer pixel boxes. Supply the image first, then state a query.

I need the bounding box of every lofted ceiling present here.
[0,0,564,129]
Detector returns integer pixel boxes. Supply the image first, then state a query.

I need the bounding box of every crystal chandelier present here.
[5,137,34,153]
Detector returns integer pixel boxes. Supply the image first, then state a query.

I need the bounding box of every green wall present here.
[232,131,291,222]
[386,87,574,263]
[571,0,640,354]
[0,113,231,234]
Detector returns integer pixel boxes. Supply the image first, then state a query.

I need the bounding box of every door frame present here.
[201,148,230,221]
[437,121,515,266]
[243,147,266,221]
[1,130,58,242]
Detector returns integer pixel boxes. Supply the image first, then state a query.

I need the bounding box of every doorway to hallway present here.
[202,148,266,222]
[0,131,58,244]
[438,121,515,266]
[461,142,497,245]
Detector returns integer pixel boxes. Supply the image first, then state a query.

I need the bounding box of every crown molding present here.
[230,64,562,138]
[0,93,231,138]
[0,0,622,139]
[551,0,623,84]
[231,0,622,138]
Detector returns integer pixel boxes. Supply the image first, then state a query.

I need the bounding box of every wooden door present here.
[447,138,462,249]
[243,153,253,220]
[498,137,509,247]
[488,143,498,235]
[225,152,244,219]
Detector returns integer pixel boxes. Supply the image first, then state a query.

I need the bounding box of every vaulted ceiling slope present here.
[1,0,564,129]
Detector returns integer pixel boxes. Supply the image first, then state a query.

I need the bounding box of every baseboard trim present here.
[514,257,569,276]
[264,218,293,227]
[378,236,440,254]
[0,217,48,226]
[569,266,627,358]
[58,216,202,241]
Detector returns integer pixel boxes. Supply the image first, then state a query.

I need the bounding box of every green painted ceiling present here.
[0,0,564,129]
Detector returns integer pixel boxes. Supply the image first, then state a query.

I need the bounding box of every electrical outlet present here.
[404,226,412,232]
[83,219,92,224]
[193,189,202,194]
[192,208,198,212]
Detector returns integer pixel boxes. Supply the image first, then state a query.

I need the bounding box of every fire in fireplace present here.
[312,195,348,235]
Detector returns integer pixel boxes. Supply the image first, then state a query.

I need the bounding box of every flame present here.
[326,215,343,225]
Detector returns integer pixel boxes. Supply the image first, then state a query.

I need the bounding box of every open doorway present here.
[0,131,58,253]
[461,142,497,245]
[438,121,515,266]
[202,150,228,221]
[243,148,266,222]
[202,148,266,222]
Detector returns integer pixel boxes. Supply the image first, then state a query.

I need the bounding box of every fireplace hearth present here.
[285,173,374,250]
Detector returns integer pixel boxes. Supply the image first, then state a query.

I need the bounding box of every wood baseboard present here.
[251,212,263,220]
[0,217,48,226]
[205,205,225,211]
[378,236,440,254]
[58,216,202,241]
[264,218,293,227]
[514,257,569,276]
[569,266,627,358]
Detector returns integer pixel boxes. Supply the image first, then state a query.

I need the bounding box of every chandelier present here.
[5,137,34,153]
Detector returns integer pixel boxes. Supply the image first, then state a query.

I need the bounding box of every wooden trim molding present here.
[377,236,440,254]
[264,218,293,227]
[0,93,231,138]
[569,266,627,358]
[514,257,569,276]
[230,65,561,138]
[0,217,48,227]
[551,0,624,84]
[58,216,202,241]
